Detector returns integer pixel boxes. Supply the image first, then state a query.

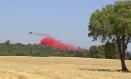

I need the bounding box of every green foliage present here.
[88,1,131,42]
[0,40,88,57]
[88,1,131,71]
[89,46,105,58]
[125,51,131,60]
[89,43,119,59]
[104,42,119,59]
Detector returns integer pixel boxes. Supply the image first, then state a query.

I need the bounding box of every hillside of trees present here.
[0,40,88,57]
[88,42,131,60]
[0,40,130,60]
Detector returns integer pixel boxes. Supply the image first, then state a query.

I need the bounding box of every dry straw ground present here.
[0,56,130,79]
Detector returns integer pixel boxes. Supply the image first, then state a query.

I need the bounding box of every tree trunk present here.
[119,51,128,72]
[117,43,129,72]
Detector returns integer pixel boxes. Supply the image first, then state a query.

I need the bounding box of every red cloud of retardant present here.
[40,36,80,51]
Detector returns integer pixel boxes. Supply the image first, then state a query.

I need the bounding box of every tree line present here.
[0,40,88,57]
[0,40,131,60]
[89,42,131,60]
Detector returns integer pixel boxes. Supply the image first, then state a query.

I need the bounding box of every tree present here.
[5,40,10,45]
[89,45,105,58]
[88,1,131,72]
[89,43,118,59]
[104,42,119,59]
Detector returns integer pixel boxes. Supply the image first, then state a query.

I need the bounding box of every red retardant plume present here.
[40,36,80,51]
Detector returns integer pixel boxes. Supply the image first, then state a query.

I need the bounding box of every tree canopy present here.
[88,1,131,72]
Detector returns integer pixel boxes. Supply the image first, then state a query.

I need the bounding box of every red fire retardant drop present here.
[40,36,80,51]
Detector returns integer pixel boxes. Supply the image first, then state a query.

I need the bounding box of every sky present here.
[1,0,131,50]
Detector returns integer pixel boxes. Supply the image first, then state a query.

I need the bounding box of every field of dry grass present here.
[0,56,130,79]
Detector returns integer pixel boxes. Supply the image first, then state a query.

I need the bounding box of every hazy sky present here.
[1,0,131,50]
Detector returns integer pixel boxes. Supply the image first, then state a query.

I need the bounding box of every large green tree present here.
[88,1,131,72]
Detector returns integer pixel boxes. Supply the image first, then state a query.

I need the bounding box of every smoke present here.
[40,36,80,51]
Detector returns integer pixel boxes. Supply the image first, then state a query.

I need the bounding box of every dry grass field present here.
[0,56,130,79]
